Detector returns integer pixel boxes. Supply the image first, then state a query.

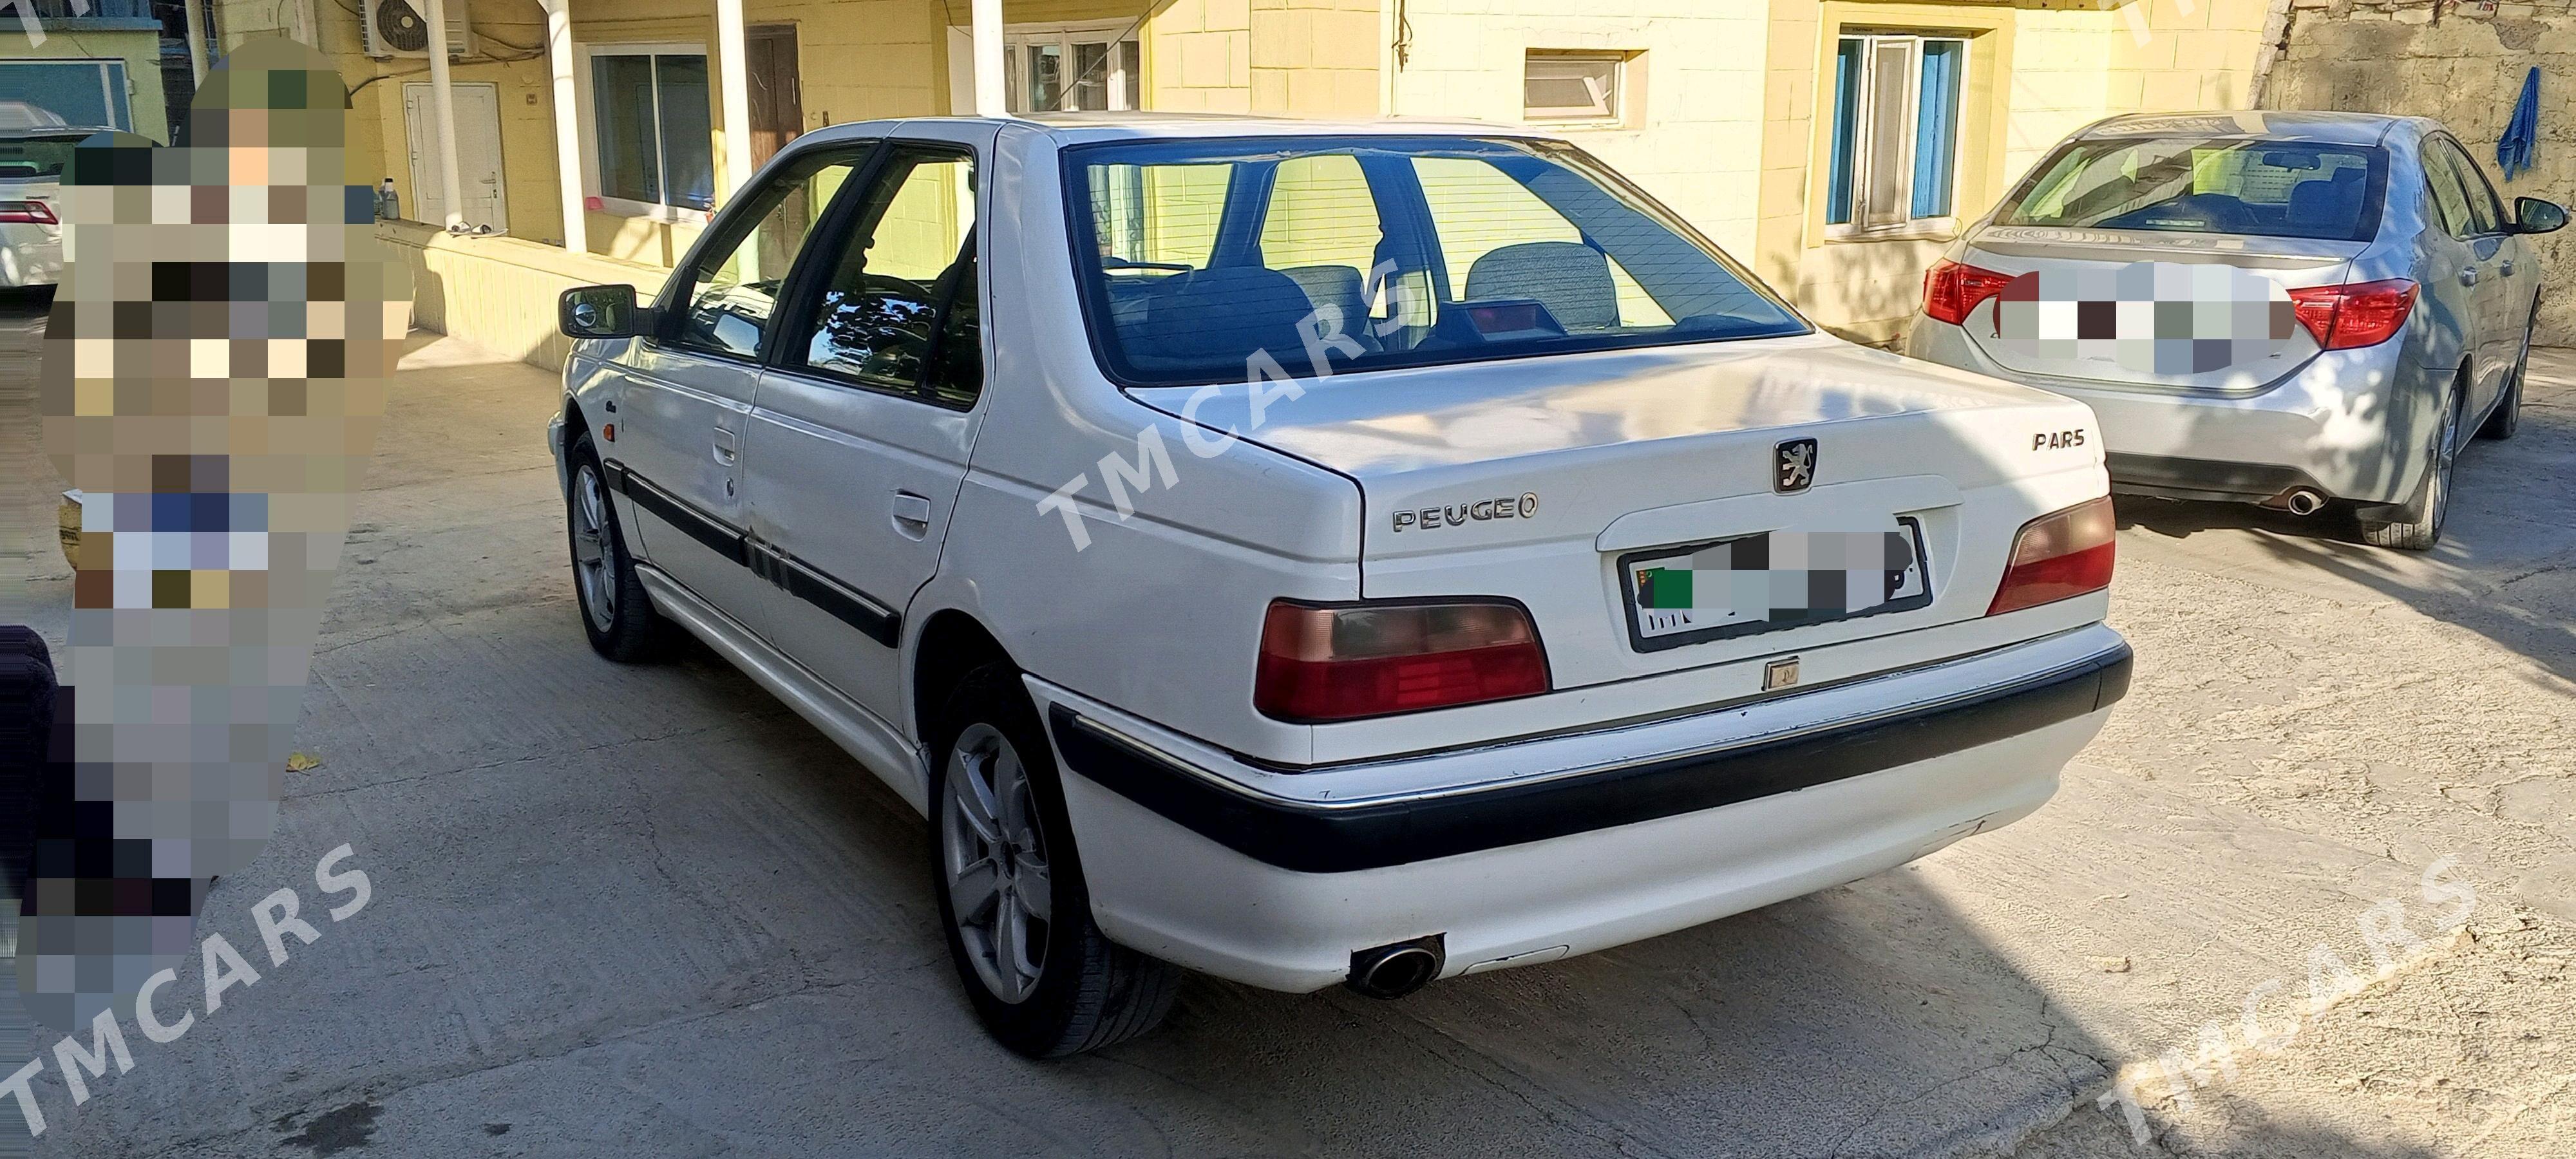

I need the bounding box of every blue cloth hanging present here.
[2499,67,2541,182]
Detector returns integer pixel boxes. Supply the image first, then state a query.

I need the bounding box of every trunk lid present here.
[1131,332,2104,690]
[1953,226,2366,392]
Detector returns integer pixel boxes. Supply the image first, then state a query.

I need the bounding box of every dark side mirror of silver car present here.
[2513,197,2568,235]
[560,284,653,339]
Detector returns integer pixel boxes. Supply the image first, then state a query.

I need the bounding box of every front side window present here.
[787,146,982,405]
[1065,136,1804,386]
[667,149,868,360]
[1995,137,2389,243]
[592,50,715,212]
[1827,33,1966,232]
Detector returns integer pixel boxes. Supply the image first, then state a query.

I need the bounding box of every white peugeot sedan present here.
[547,115,2133,1057]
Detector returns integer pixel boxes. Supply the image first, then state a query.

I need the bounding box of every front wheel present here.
[2357,383,2461,552]
[929,664,1179,1058]
[565,431,667,661]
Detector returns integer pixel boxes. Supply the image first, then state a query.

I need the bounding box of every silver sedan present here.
[1907,111,2563,549]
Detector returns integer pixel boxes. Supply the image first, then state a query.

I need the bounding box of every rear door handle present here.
[711,428,739,465]
[890,491,933,538]
[2459,267,2479,287]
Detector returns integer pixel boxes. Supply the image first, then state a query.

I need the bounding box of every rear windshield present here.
[1061,136,1804,386]
[1994,137,2387,243]
[0,135,81,182]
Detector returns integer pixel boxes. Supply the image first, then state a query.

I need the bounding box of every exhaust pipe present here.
[2284,489,2325,516]
[1345,936,1446,1000]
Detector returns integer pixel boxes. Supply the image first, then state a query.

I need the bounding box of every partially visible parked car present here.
[0,126,100,290]
[551,114,2132,1057]
[1908,111,2563,549]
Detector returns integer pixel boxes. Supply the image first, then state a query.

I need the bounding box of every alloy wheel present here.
[572,464,617,634]
[942,722,1053,1004]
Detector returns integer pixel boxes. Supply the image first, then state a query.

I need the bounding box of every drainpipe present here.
[542,0,586,254]
[972,0,1005,117]
[422,0,466,231]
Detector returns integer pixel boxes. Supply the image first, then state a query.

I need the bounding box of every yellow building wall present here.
[1385,0,1774,260]
[1148,0,1255,112]
[1754,0,2274,344]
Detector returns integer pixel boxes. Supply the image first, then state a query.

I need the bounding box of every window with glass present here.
[666,149,869,360]
[0,58,132,131]
[1065,136,1804,386]
[1994,136,2389,242]
[1523,52,1627,123]
[1826,33,1965,234]
[1005,24,1142,114]
[787,146,983,406]
[2428,137,2505,237]
[592,50,716,212]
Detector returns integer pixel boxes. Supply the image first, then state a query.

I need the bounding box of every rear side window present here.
[784,145,983,406]
[1065,135,1804,387]
[1995,137,2387,243]
[2428,137,2504,236]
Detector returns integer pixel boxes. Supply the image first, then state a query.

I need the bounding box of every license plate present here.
[1618,519,1933,652]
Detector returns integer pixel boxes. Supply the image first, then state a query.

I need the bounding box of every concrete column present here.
[715,0,755,205]
[422,0,467,231]
[972,0,1005,117]
[542,0,587,254]
[182,0,209,85]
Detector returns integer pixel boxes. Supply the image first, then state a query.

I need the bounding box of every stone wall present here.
[2266,0,2574,343]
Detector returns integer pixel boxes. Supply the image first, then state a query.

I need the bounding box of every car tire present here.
[2357,380,2462,552]
[565,430,667,661]
[928,663,1180,1059]
[2479,310,2533,441]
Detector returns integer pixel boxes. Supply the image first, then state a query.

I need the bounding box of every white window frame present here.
[1826,32,1968,241]
[1000,19,1142,115]
[1522,50,1629,126]
[575,41,714,225]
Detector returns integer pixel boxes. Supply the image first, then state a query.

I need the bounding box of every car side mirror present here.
[2513,196,2568,235]
[560,283,653,339]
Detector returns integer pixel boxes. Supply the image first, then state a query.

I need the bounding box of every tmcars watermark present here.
[1,845,375,1138]
[2092,854,2478,1145]
[1037,262,1426,551]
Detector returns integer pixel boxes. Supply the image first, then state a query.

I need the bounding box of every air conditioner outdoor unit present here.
[361,0,474,61]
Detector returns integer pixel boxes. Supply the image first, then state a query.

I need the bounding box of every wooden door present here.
[747,26,804,170]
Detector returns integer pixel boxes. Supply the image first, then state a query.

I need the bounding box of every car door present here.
[2414,138,2494,410]
[2440,137,2527,381]
[603,142,877,632]
[741,128,990,721]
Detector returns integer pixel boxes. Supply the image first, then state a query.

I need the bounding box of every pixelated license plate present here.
[1620,520,1932,652]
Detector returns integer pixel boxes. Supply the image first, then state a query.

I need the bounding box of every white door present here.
[402,82,508,232]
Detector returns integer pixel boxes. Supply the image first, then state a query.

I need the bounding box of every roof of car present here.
[0,125,118,140]
[2078,111,2421,147]
[818,111,1564,146]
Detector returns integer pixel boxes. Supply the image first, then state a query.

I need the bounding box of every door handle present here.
[2501,258,2516,277]
[711,428,739,466]
[2459,267,2479,287]
[890,491,933,539]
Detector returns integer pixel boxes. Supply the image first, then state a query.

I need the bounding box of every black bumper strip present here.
[1048,641,2133,874]
[603,460,899,648]
[601,460,748,565]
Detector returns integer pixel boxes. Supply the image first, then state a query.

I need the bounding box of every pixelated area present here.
[1991,262,2297,376]
[1634,531,1919,626]
[23,38,408,1033]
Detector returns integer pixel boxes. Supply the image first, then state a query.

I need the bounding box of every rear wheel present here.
[566,431,667,661]
[929,664,1179,1058]
[2480,309,2534,440]
[2357,381,2461,552]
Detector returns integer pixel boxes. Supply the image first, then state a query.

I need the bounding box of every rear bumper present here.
[1906,317,2434,505]
[1029,623,2129,992]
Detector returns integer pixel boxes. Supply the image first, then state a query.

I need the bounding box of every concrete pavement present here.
[5,308,2573,1157]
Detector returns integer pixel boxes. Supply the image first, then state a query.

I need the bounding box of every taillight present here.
[2285,279,2416,350]
[1254,599,1548,722]
[1988,496,2116,616]
[1923,259,2016,326]
[0,200,55,225]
